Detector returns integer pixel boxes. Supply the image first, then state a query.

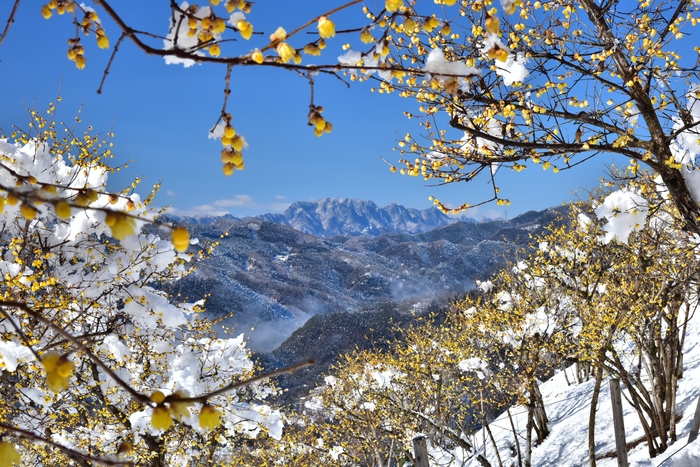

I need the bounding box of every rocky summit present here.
[255,198,462,237]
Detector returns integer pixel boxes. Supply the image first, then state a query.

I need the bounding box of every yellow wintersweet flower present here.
[55,201,71,219]
[212,17,226,34]
[317,17,335,39]
[385,0,404,12]
[270,26,287,42]
[171,227,190,252]
[42,353,73,392]
[107,213,136,240]
[237,20,253,40]
[251,50,264,63]
[0,441,20,466]
[199,405,222,430]
[222,163,235,176]
[504,0,523,15]
[209,44,221,57]
[404,17,416,33]
[304,43,321,56]
[423,17,439,33]
[97,35,109,49]
[229,135,243,152]
[276,42,296,63]
[169,390,193,421]
[485,16,500,35]
[41,4,52,19]
[221,149,235,163]
[151,406,173,431]
[488,45,508,62]
[20,204,37,220]
[150,390,166,404]
[360,28,374,44]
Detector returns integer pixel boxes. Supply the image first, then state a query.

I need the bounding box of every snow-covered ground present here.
[461,317,700,466]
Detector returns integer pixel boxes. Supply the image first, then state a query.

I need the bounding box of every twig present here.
[98,33,127,94]
[306,71,316,110]
[0,422,131,466]
[260,0,364,52]
[210,64,233,133]
[0,0,21,47]
[163,359,316,404]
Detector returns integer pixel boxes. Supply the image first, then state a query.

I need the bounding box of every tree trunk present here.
[588,364,604,467]
[507,408,523,467]
[530,382,550,444]
[525,404,533,467]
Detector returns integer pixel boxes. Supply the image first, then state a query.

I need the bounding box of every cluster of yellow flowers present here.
[78,7,100,34]
[192,10,227,56]
[43,2,107,68]
[303,39,326,57]
[41,0,76,19]
[308,105,333,137]
[222,0,252,14]
[66,38,86,69]
[224,0,254,40]
[271,27,298,64]
[220,121,246,176]
[42,353,74,392]
[149,390,222,431]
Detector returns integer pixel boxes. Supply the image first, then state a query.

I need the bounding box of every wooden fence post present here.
[609,379,629,467]
[413,435,430,467]
[688,395,700,443]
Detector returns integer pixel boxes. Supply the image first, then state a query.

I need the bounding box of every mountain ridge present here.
[172,198,481,237]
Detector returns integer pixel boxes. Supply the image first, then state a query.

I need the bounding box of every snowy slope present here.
[460,317,700,466]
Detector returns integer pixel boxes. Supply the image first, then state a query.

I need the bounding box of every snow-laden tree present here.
[264,317,495,467]
[450,169,700,465]
[0,109,292,466]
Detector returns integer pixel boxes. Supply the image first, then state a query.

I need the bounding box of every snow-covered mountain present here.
[256,198,470,237]
[166,207,566,353]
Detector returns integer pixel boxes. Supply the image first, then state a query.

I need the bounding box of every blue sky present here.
[0,1,614,221]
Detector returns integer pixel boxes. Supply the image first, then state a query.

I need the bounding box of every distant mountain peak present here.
[257,198,461,237]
